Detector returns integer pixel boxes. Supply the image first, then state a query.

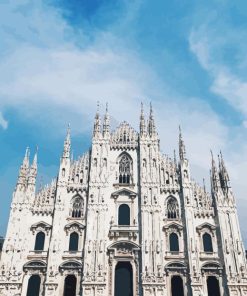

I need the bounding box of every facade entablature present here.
[199,252,220,260]
[164,251,185,260]
[62,252,83,260]
[111,188,137,200]
[163,222,183,235]
[164,262,187,276]
[194,208,215,218]
[23,260,47,274]
[141,204,161,212]
[67,185,87,193]
[31,208,53,216]
[160,185,180,194]
[201,262,223,276]
[109,225,138,240]
[27,251,48,260]
[30,222,52,235]
[107,240,140,258]
[196,222,216,234]
[64,222,85,235]
[59,260,83,274]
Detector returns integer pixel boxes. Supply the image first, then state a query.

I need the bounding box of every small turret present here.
[103,103,110,137]
[140,102,146,138]
[93,102,101,138]
[179,126,186,161]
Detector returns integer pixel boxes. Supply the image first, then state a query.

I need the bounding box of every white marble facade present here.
[0,104,247,296]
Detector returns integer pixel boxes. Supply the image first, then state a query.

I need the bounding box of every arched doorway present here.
[115,261,133,296]
[26,274,41,296]
[64,275,77,296]
[171,275,184,296]
[207,276,220,296]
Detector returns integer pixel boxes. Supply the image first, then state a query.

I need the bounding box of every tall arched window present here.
[169,233,179,252]
[203,233,213,252]
[26,274,41,296]
[71,195,84,218]
[207,276,220,296]
[34,232,45,251]
[167,197,179,219]
[69,232,79,251]
[118,204,130,225]
[119,154,132,184]
[64,275,77,296]
[171,276,184,296]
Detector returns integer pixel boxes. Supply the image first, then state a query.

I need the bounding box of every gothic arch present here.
[70,194,84,218]
[117,152,133,184]
[166,196,179,219]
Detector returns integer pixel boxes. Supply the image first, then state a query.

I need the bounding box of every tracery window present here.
[119,154,132,184]
[71,195,84,218]
[167,197,179,219]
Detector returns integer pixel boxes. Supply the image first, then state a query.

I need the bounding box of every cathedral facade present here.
[0,104,247,296]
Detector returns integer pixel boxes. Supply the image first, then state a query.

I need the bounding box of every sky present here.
[0,0,247,243]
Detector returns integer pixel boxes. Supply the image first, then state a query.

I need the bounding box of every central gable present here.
[110,121,138,150]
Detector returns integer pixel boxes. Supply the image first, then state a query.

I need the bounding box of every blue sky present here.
[1,0,247,243]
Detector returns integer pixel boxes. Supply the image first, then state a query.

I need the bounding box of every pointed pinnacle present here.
[203,178,206,193]
[23,147,30,167]
[97,101,100,113]
[106,102,108,113]
[150,102,153,117]
[174,149,177,164]
[32,145,38,166]
[141,102,144,115]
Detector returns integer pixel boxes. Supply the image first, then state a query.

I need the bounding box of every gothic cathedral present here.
[0,104,247,296]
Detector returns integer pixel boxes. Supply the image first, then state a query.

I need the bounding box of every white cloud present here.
[1,1,247,243]
[0,112,8,130]
[189,27,247,117]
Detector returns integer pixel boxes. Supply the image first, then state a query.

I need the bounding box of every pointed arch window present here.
[169,233,179,252]
[167,197,179,219]
[119,154,132,184]
[69,232,79,251]
[34,232,45,251]
[71,195,84,218]
[203,233,213,252]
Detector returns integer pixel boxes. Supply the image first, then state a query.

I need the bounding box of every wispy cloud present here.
[0,112,8,130]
